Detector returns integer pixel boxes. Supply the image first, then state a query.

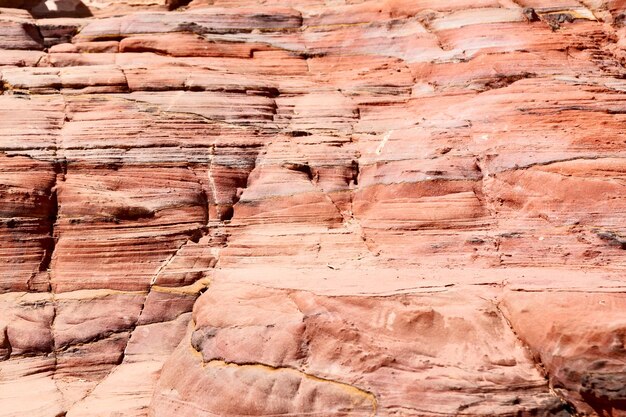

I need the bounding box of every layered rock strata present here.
[1,0,626,416]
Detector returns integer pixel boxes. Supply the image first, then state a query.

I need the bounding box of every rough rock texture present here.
[1,0,626,416]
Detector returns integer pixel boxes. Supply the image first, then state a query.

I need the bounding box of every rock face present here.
[1,0,626,416]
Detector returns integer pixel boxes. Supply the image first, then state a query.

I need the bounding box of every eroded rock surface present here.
[1,0,626,416]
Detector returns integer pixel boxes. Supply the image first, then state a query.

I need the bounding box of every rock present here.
[0,1,625,416]
[501,291,626,415]
[0,10,43,50]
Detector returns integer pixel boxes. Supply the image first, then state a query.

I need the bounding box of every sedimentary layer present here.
[1,0,626,416]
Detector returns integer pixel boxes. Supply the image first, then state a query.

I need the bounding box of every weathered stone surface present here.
[1,0,626,416]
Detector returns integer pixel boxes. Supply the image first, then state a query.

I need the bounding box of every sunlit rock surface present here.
[1,0,626,416]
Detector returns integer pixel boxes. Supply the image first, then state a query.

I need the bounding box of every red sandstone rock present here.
[0,1,625,416]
